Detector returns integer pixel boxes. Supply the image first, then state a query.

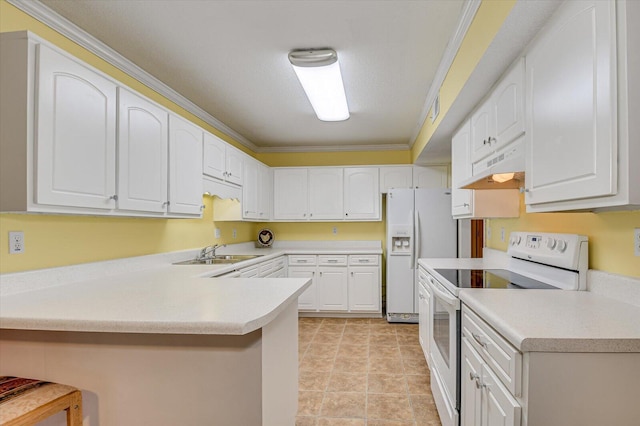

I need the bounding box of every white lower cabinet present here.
[290,254,381,315]
[317,266,349,311]
[461,306,522,426]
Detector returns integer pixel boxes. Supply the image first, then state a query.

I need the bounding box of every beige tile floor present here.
[297,317,441,426]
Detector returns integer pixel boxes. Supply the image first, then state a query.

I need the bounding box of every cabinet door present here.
[168,115,203,215]
[380,166,413,193]
[117,88,168,213]
[225,146,244,186]
[36,44,117,209]
[348,266,380,312]
[242,158,259,219]
[525,0,616,205]
[308,168,343,220]
[317,267,348,311]
[481,364,521,426]
[451,121,473,217]
[470,99,493,163]
[203,132,226,180]
[492,58,525,150]
[461,337,483,426]
[257,163,272,220]
[290,267,317,311]
[273,168,309,220]
[413,166,448,189]
[344,168,380,220]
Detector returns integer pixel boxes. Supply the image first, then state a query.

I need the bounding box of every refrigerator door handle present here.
[409,209,415,268]
[415,210,421,269]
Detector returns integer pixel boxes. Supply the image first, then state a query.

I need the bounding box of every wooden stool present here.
[0,377,82,426]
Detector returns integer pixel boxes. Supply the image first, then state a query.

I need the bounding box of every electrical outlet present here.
[500,227,505,242]
[214,228,221,239]
[9,231,24,254]
[635,228,640,257]
[487,227,492,240]
[332,227,338,235]
[232,229,237,239]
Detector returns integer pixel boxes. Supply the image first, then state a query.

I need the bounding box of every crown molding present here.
[6,0,259,152]
[408,0,481,147]
[257,143,410,153]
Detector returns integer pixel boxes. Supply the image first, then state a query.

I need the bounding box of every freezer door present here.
[386,254,416,315]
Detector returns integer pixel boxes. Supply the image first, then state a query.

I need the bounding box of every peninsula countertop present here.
[0,240,382,336]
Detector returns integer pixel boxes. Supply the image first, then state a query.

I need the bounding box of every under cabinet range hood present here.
[203,177,242,201]
[459,137,525,190]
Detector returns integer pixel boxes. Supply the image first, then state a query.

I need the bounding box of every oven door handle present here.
[427,277,460,310]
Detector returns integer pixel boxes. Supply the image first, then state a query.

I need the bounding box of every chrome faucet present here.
[197,244,226,260]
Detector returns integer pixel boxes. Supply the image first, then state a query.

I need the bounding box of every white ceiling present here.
[38,0,465,152]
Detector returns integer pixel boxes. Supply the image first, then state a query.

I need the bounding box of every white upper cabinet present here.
[471,58,525,164]
[203,132,244,186]
[168,115,203,215]
[344,167,380,220]
[35,43,117,210]
[273,168,309,220]
[243,157,271,220]
[0,32,204,217]
[273,166,381,221]
[117,88,168,213]
[524,0,628,209]
[308,168,343,220]
[413,165,449,189]
[379,166,413,193]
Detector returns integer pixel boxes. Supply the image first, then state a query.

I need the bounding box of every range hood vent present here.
[203,177,242,201]
[458,137,525,190]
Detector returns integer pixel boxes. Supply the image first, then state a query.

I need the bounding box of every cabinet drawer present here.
[318,255,348,266]
[418,267,428,284]
[348,255,379,266]
[288,255,317,266]
[239,265,259,278]
[462,306,522,396]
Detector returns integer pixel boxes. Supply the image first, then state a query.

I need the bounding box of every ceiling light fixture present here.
[288,49,349,122]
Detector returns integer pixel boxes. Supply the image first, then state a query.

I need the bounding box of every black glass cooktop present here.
[433,268,560,290]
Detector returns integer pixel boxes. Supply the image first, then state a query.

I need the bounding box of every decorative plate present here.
[257,228,274,247]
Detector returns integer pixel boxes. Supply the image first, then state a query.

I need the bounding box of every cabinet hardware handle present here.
[475,379,486,389]
[469,372,480,381]
[328,259,338,263]
[310,213,313,217]
[303,213,306,217]
[463,203,469,207]
[109,194,118,201]
[345,213,349,216]
[471,332,488,347]
[358,259,368,262]
[162,201,170,207]
[489,136,496,144]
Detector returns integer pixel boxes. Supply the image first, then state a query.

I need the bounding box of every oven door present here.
[427,274,460,426]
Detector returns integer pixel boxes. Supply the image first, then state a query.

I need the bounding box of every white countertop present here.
[460,290,640,352]
[0,241,381,336]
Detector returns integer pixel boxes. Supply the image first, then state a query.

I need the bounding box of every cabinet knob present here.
[162,201,170,207]
[108,194,118,201]
[310,213,313,217]
[200,204,206,210]
[469,372,480,381]
[345,213,349,217]
[463,203,469,207]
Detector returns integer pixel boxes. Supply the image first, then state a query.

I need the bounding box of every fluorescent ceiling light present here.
[288,49,349,122]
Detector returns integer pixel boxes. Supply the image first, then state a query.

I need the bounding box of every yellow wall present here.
[411,0,516,163]
[486,197,640,278]
[257,150,411,167]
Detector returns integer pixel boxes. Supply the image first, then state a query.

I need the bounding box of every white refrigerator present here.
[386,188,457,323]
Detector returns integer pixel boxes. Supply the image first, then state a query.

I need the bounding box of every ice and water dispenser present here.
[389,225,412,255]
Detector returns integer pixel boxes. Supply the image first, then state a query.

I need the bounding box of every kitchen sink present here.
[173,255,263,265]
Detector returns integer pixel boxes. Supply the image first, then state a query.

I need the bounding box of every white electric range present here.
[419,232,589,426]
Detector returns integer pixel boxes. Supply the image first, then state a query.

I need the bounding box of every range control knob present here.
[556,240,568,252]
[546,238,557,250]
